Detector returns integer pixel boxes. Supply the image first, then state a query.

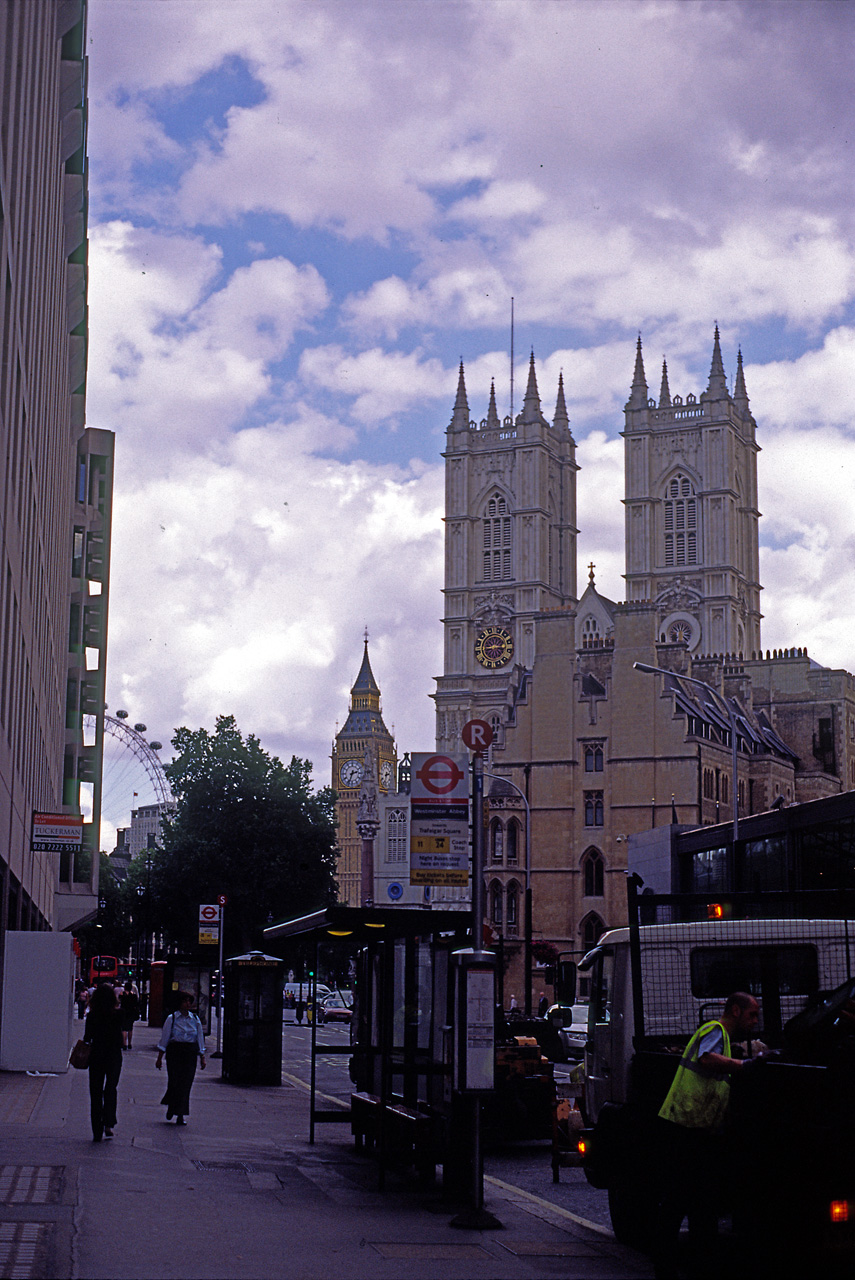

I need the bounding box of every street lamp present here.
[633,661,740,847]
[484,772,532,1016]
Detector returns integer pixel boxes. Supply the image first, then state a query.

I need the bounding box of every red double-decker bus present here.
[88,956,132,985]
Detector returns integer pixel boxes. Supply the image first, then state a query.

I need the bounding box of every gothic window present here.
[506,819,519,865]
[703,768,715,800]
[664,474,699,567]
[490,880,503,926]
[584,744,604,773]
[506,881,519,935]
[721,774,729,804]
[386,808,407,863]
[581,912,606,948]
[584,790,604,827]
[490,819,504,864]
[490,713,503,748]
[583,848,604,897]
[483,494,513,581]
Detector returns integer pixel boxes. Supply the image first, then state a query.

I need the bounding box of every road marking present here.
[484,1175,613,1238]
[281,1072,349,1109]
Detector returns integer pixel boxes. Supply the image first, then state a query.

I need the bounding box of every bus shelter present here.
[264,905,471,1183]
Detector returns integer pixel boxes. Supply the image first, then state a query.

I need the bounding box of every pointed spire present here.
[704,324,729,400]
[485,378,501,429]
[553,371,569,430]
[628,334,648,408]
[449,360,470,430]
[658,358,671,409]
[520,351,547,426]
[733,346,750,413]
[351,636,380,697]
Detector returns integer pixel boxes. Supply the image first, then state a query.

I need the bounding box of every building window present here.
[490,819,504,864]
[387,808,407,863]
[703,768,715,800]
[506,881,519,935]
[581,912,605,948]
[584,744,604,773]
[506,820,519,865]
[483,494,512,581]
[584,791,604,827]
[583,848,604,897]
[490,880,503,926]
[721,774,729,804]
[664,474,699,567]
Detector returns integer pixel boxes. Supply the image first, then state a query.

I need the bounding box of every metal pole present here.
[215,904,224,1057]
[471,752,485,1217]
[472,753,485,941]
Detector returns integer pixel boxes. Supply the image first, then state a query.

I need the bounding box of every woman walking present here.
[156,991,206,1125]
[84,984,123,1141]
[119,981,140,1049]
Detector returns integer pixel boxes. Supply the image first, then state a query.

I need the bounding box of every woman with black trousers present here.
[156,991,206,1124]
[83,984,123,1141]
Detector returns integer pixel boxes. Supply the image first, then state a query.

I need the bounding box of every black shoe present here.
[104,1128,114,1138]
[93,1133,102,1142]
[176,1117,185,1126]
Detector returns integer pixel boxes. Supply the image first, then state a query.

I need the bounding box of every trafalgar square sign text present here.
[409,753,470,886]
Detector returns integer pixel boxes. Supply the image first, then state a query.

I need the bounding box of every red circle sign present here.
[217,895,228,907]
[200,904,218,922]
[415,754,465,794]
[462,719,494,751]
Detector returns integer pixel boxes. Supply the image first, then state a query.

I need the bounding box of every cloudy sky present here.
[89,0,855,845]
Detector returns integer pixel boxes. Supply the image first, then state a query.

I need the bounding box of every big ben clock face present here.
[475,626,514,669]
[338,759,364,788]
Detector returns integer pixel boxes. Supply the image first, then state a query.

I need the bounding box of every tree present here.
[150,716,337,954]
[75,853,132,961]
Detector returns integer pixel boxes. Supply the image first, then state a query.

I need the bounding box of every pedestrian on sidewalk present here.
[83,983,123,1141]
[156,991,206,1125]
[119,981,140,1050]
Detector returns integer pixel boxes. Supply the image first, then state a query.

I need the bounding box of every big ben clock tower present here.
[332,637,397,905]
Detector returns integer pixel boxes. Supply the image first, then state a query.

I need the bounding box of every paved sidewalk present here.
[0,1025,653,1279]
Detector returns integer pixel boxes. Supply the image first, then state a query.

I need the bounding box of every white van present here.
[282,981,331,1005]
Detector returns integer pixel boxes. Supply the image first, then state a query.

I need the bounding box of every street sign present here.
[199,903,220,946]
[409,752,470,886]
[217,894,228,907]
[462,719,493,751]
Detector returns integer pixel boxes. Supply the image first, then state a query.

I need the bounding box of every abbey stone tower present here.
[435,330,855,999]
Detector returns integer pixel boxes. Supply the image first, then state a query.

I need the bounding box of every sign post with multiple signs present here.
[409,753,470,886]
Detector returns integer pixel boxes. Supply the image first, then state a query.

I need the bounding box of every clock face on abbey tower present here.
[475,626,514,669]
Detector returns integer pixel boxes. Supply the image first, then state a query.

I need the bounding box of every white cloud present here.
[106,427,444,796]
[87,223,330,459]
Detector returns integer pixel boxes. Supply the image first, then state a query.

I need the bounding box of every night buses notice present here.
[409,752,470,886]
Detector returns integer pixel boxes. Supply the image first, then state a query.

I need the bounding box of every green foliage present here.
[75,853,132,958]
[146,715,337,953]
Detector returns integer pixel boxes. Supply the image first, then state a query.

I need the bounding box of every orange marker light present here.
[577,1138,588,1157]
[830,1201,850,1224]
[707,903,724,920]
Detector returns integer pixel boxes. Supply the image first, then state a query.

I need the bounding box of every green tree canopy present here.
[148,716,337,953]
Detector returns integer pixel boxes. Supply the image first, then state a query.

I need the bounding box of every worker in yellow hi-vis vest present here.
[654,992,762,1280]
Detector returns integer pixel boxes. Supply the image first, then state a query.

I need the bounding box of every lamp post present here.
[633,661,740,876]
[484,773,532,1016]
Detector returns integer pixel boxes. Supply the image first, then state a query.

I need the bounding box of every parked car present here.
[317,991,353,1024]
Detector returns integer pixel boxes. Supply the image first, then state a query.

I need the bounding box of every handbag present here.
[69,1039,90,1069]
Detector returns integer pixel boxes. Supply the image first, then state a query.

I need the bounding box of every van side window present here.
[591,949,614,1024]
[690,945,818,998]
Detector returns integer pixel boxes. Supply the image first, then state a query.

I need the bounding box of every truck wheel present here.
[608,1178,653,1251]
